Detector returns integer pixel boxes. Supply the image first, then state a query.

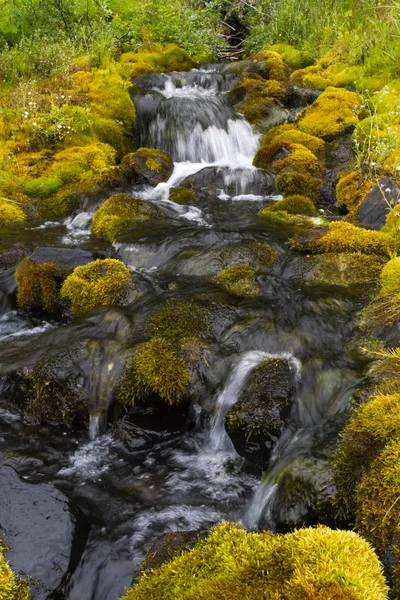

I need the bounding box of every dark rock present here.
[29,247,93,271]
[320,135,354,208]
[139,530,208,574]
[112,415,154,451]
[287,87,322,109]
[0,247,29,271]
[121,148,173,186]
[0,464,75,599]
[225,357,296,467]
[180,166,274,200]
[357,177,400,230]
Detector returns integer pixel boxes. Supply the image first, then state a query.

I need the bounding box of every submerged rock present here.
[357,176,400,230]
[225,357,296,467]
[0,464,75,599]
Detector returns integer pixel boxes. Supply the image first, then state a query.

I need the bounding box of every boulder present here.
[121,148,173,186]
[0,465,75,599]
[357,176,400,230]
[320,135,354,207]
[180,166,273,200]
[225,357,296,467]
[29,246,93,271]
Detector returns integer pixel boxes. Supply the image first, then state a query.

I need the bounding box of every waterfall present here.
[89,414,106,441]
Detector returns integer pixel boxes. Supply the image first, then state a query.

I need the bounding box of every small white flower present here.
[371,161,377,166]
[33,122,37,126]
[386,188,391,192]
[57,124,62,129]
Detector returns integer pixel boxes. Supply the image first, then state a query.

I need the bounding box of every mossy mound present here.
[15,258,65,313]
[336,171,374,215]
[255,124,325,163]
[92,193,160,241]
[120,522,388,600]
[61,258,132,317]
[0,200,26,225]
[260,195,316,217]
[269,44,315,70]
[117,338,190,406]
[229,77,288,126]
[251,50,287,80]
[169,187,196,205]
[296,87,361,141]
[121,148,173,185]
[0,543,30,600]
[150,298,208,341]
[276,171,322,200]
[226,357,295,465]
[362,256,400,334]
[291,222,396,255]
[23,176,62,197]
[120,44,194,74]
[47,143,116,184]
[303,252,385,291]
[214,265,261,297]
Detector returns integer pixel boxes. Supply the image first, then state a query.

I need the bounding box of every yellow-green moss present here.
[23,177,62,197]
[230,77,287,125]
[15,258,65,312]
[380,257,400,294]
[92,193,159,241]
[336,172,374,214]
[169,187,196,205]
[121,148,173,182]
[259,124,325,158]
[60,258,132,317]
[275,143,323,177]
[0,199,26,225]
[269,44,315,70]
[117,338,190,406]
[291,221,396,255]
[0,544,30,599]
[47,143,116,183]
[151,298,207,341]
[297,87,361,140]
[260,195,316,217]
[362,256,400,333]
[120,522,388,600]
[121,45,194,73]
[306,252,385,289]
[252,50,287,80]
[276,171,322,200]
[214,265,261,297]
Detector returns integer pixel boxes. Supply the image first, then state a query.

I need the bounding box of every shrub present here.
[117,338,190,406]
[214,265,260,297]
[0,543,30,599]
[60,258,132,317]
[260,195,316,216]
[15,258,64,312]
[151,298,207,341]
[120,522,388,600]
[92,193,160,241]
[0,199,26,224]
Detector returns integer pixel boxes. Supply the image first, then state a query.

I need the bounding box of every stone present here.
[357,176,400,230]
[0,464,75,599]
[120,148,173,186]
[139,530,208,575]
[29,246,93,271]
[320,135,354,208]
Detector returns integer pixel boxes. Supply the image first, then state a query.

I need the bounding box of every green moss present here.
[380,257,400,294]
[297,87,361,140]
[269,44,315,69]
[15,258,67,312]
[229,77,287,125]
[336,172,374,214]
[169,187,196,205]
[92,193,159,241]
[291,221,396,255]
[259,125,325,159]
[274,143,323,177]
[23,176,62,197]
[0,199,26,224]
[61,258,132,317]
[260,195,316,216]
[214,265,261,297]
[306,252,385,289]
[276,171,322,200]
[121,148,173,182]
[362,256,400,333]
[252,50,287,80]
[117,338,190,406]
[120,522,388,600]
[47,143,117,183]
[0,542,30,599]
[158,45,194,72]
[150,298,207,341]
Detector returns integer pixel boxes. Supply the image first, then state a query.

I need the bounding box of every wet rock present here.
[256,102,289,134]
[112,415,154,451]
[320,135,354,207]
[180,165,274,200]
[139,530,207,575]
[357,177,400,230]
[225,358,296,467]
[272,457,336,530]
[287,87,322,109]
[0,464,75,599]
[0,247,30,271]
[29,246,93,271]
[121,148,173,186]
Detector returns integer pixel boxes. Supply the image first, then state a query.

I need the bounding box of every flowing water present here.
[0,65,367,599]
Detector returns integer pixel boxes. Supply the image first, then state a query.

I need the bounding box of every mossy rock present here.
[269,44,315,70]
[92,193,161,242]
[121,148,173,186]
[0,542,30,600]
[254,125,325,168]
[336,171,374,215]
[251,50,288,80]
[169,187,196,205]
[276,171,322,200]
[0,200,26,225]
[362,256,400,337]
[117,338,191,406]
[226,357,296,466]
[120,522,389,600]
[23,176,62,198]
[150,298,208,341]
[61,258,132,317]
[214,265,261,297]
[260,196,317,217]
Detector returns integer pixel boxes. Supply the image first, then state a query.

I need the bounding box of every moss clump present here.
[169,187,196,205]
[120,44,194,74]
[305,252,385,290]
[23,176,62,197]
[214,265,260,297]
[229,77,287,125]
[260,195,316,216]
[47,143,116,183]
[252,50,287,80]
[336,171,374,214]
[269,44,315,69]
[276,171,322,200]
[120,522,388,600]
[256,125,325,162]
[121,148,174,183]
[274,143,323,177]
[15,258,65,312]
[150,298,207,341]
[61,258,132,317]
[0,543,30,600]
[117,338,190,406]
[0,200,26,225]
[291,222,396,255]
[92,193,160,241]
[362,257,400,333]
[296,87,361,140]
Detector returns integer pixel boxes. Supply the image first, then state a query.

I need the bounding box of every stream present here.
[0,65,367,600]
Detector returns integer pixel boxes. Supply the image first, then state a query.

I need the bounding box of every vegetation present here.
[61,258,132,316]
[15,258,65,312]
[92,193,160,241]
[0,542,30,600]
[150,298,208,341]
[120,522,388,600]
[260,195,316,216]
